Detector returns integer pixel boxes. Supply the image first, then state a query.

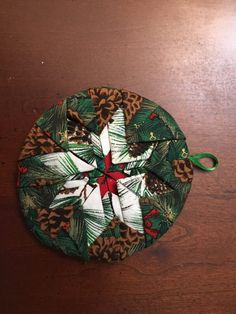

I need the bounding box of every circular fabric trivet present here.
[17,87,193,262]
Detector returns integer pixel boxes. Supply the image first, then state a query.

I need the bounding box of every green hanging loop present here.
[189,152,219,171]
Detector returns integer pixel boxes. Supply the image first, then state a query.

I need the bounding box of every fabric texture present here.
[17,87,193,262]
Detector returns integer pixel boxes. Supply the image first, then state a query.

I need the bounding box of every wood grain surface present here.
[1,1,236,313]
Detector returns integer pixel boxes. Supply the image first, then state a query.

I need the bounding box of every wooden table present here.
[1,1,236,313]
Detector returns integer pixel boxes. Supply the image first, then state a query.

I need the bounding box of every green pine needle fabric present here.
[17,87,193,262]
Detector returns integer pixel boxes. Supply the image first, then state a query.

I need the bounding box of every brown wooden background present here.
[1,1,236,313]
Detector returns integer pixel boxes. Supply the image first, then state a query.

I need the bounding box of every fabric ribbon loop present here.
[189,152,219,171]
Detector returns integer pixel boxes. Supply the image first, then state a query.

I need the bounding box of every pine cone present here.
[89,236,122,262]
[36,205,74,238]
[89,219,144,262]
[121,89,143,124]
[30,178,54,187]
[172,159,193,183]
[145,172,172,194]
[88,87,122,129]
[128,142,151,157]
[67,108,84,124]
[59,187,79,195]
[67,119,91,144]
[19,124,63,160]
[119,222,144,248]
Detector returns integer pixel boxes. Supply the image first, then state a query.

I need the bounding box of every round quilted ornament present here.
[17,87,193,262]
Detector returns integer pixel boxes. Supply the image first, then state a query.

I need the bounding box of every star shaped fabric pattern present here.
[17,87,193,262]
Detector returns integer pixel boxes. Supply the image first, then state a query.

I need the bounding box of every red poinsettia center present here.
[97,152,127,197]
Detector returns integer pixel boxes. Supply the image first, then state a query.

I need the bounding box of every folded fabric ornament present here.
[17,87,218,262]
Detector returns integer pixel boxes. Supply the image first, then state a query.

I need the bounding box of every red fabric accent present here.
[104,152,112,172]
[57,99,64,106]
[62,222,70,230]
[97,175,108,198]
[97,152,128,197]
[44,131,51,137]
[18,165,28,174]
[144,209,160,239]
[149,112,158,120]
[145,227,159,239]
[107,177,118,195]
[144,220,152,228]
[118,163,126,169]
[144,208,160,220]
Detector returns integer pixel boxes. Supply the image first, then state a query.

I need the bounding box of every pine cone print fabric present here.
[88,87,123,130]
[17,87,193,262]
[89,217,145,262]
[172,159,193,183]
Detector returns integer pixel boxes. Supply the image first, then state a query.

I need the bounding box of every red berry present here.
[149,112,158,120]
